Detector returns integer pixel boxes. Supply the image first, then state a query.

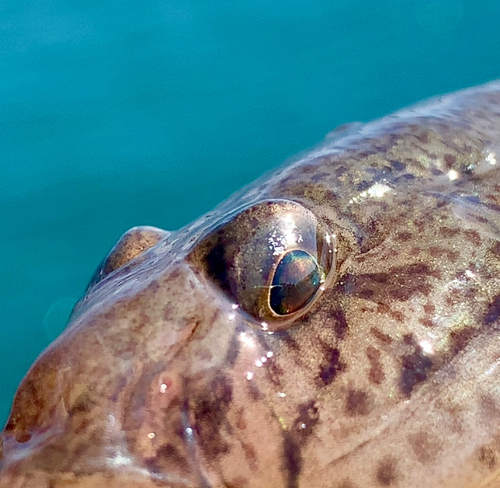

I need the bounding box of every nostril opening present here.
[4,419,32,444]
[14,431,31,444]
[2,430,31,444]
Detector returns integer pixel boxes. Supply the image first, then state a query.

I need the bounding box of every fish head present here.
[3,82,500,488]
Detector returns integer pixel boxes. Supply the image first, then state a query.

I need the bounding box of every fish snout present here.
[0,261,233,487]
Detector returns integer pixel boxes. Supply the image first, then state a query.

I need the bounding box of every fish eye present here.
[189,200,336,330]
[86,226,169,290]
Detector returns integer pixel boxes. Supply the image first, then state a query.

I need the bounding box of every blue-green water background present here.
[1,0,500,425]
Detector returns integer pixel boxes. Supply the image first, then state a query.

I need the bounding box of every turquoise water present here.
[1,0,500,425]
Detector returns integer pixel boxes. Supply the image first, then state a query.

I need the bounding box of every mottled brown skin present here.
[2,82,500,487]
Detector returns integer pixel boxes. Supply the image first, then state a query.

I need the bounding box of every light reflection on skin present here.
[237,329,277,384]
[419,340,434,355]
[348,181,393,205]
[465,269,476,280]
[238,332,256,349]
[105,415,136,469]
[486,150,497,166]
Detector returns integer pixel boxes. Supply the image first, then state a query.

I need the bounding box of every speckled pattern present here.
[2,81,500,487]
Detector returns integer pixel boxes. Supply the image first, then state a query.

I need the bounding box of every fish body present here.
[3,81,500,487]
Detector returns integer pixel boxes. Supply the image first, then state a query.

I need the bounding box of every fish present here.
[2,80,500,488]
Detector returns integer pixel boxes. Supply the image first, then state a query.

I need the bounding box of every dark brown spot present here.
[390,160,406,171]
[293,400,319,436]
[310,171,331,183]
[449,326,476,355]
[68,392,95,416]
[376,457,398,486]
[428,246,446,258]
[282,182,338,205]
[103,309,118,321]
[145,443,189,474]
[414,130,430,143]
[478,445,499,471]
[464,229,482,247]
[479,394,500,421]
[484,294,500,326]
[235,408,247,430]
[277,330,301,351]
[492,242,500,255]
[370,327,393,345]
[338,481,358,488]
[264,358,285,389]
[400,347,433,396]
[225,478,249,488]
[423,303,435,314]
[147,279,161,294]
[419,317,434,328]
[356,180,372,191]
[163,306,173,321]
[376,303,404,322]
[443,154,456,168]
[332,309,349,339]
[396,231,412,241]
[394,172,415,183]
[335,165,348,178]
[319,348,345,386]
[427,246,459,263]
[413,219,426,233]
[197,347,213,362]
[357,288,374,300]
[224,330,242,366]
[351,264,438,303]
[439,227,460,238]
[301,164,317,174]
[367,345,385,385]
[246,380,263,402]
[168,268,182,281]
[345,389,371,416]
[192,374,233,460]
[403,333,414,345]
[241,441,258,468]
[282,401,319,488]
[409,431,442,464]
[283,432,301,488]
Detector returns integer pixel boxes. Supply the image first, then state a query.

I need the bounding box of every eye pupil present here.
[270,250,323,315]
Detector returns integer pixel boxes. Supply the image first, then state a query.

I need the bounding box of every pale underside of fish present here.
[2,81,500,488]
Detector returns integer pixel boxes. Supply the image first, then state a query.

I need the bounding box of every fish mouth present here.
[0,366,218,488]
[0,260,234,488]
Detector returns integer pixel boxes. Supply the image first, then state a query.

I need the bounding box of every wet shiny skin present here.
[2,82,500,487]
